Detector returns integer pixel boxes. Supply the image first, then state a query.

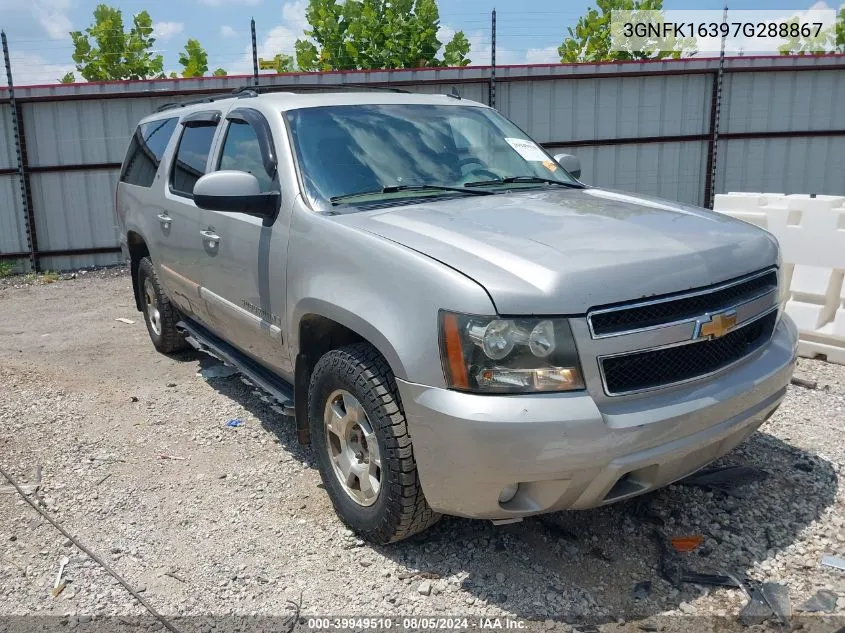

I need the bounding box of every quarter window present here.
[170,123,217,197]
[120,118,178,188]
[218,120,273,192]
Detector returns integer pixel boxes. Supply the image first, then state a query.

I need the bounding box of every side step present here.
[177,318,294,412]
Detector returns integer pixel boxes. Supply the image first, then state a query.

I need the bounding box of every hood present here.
[336,187,779,315]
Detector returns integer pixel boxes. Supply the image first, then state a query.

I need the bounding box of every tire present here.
[137,257,188,354]
[309,343,440,544]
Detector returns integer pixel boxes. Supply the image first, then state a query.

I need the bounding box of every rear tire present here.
[309,343,440,543]
[137,257,188,354]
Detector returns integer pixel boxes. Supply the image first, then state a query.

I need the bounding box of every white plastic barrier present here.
[713,193,845,365]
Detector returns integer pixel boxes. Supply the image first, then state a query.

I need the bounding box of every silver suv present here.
[116,89,798,543]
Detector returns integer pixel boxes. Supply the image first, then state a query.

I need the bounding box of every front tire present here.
[137,257,188,354]
[309,343,440,543]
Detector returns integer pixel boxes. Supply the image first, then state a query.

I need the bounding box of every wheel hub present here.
[324,389,382,507]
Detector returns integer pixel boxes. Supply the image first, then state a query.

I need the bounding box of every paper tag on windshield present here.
[505,138,548,162]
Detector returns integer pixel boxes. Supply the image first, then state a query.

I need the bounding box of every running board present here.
[177,318,294,411]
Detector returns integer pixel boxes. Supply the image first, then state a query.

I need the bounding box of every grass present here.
[0,261,15,278]
[22,270,60,284]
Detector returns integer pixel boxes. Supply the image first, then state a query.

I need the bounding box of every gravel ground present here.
[1,268,845,632]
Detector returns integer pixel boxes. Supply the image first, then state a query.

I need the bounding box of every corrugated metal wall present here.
[0,103,27,263]
[1,55,844,270]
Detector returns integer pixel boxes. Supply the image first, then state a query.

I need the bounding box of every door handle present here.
[156,212,172,228]
[200,229,221,247]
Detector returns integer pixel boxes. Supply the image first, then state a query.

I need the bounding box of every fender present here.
[291,297,407,379]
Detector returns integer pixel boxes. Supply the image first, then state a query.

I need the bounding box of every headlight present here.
[439,311,585,393]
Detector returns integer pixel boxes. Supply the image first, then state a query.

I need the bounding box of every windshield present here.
[285,103,580,210]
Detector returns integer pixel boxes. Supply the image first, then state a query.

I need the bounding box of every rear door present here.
[197,108,289,374]
[159,110,223,320]
[118,116,179,283]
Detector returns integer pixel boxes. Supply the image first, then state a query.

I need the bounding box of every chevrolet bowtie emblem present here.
[697,311,738,340]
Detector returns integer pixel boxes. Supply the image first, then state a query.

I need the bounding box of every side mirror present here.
[553,153,581,180]
[193,170,279,217]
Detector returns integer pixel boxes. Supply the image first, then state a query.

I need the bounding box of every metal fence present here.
[1,54,844,271]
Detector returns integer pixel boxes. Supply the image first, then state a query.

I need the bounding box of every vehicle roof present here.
[140,90,487,125]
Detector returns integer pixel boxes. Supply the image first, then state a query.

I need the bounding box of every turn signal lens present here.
[441,312,470,389]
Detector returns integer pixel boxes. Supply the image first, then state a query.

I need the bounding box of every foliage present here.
[777,17,837,55]
[70,4,164,81]
[0,261,16,278]
[838,8,844,53]
[295,0,470,71]
[558,0,695,62]
[178,38,209,77]
[442,31,471,67]
[58,72,75,84]
[212,68,228,76]
[270,54,295,73]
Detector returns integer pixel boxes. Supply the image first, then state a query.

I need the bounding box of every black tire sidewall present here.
[137,258,165,349]
[309,355,396,536]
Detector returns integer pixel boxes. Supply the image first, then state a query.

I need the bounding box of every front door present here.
[198,110,289,375]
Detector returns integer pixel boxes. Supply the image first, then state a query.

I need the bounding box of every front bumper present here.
[397,316,798,519]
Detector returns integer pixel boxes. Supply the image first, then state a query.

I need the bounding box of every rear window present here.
[170,124,217,197]
[120,118,178,188]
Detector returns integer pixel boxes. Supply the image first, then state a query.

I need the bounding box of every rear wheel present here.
[137,257,188,354]
[309,343,440,543]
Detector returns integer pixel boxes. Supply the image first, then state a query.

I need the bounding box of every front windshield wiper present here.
[464,175,583,188]
[330,184,494,205]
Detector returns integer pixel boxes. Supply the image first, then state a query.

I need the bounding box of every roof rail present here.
[154,83,413,113]
[231,83,411,95]
[155,91,247,113]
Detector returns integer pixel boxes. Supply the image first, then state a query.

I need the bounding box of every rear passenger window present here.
[120,118,178,188]
[170,124,217,197]
[218,120,273,192]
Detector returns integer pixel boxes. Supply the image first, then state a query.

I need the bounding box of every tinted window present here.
[120,118,178,187]
[218,120,273,191]
[170,124,217,197]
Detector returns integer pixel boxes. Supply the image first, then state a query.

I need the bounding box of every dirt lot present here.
[2,268,845,632]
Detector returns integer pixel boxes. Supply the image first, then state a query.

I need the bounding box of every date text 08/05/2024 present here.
[307,617,528,630]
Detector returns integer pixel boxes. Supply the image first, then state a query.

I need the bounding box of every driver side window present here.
[218,120,273,192]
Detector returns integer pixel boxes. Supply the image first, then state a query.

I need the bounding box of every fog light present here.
[498,483,519,504]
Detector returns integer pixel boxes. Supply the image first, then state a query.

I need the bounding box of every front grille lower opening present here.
[590,270,777,336]
[601,311,777,395]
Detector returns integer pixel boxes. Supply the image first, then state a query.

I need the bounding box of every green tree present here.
[295,0,470,71]
[271,53,295,73]
[178,38,209,77]
[835,7,844,53]
[777,17,836,56]
[70,4,164,81]
[441,31,471,66]
[58,72,75,83]
[559,0,695,62]
[212,68,228,76]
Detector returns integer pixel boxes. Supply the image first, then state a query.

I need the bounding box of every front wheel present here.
[309,343,440,543]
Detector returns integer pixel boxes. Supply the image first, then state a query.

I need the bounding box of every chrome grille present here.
[601,310,777,395]
[589,269,778,337]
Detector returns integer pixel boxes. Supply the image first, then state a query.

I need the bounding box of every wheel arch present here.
[292,301,407,445]
[127,230,150,311]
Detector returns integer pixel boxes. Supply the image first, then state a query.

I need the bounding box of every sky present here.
[0,0,842,86]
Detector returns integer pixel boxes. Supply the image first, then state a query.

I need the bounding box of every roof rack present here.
[230,83,411,95]
[155,83,417,113]
[155,87,257,113]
